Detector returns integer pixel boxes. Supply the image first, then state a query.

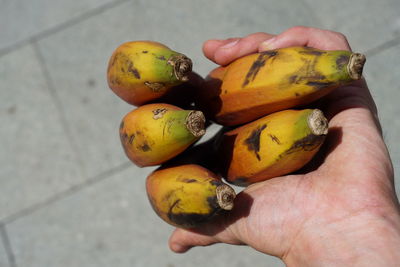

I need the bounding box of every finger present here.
[168,190,256,253]
[203,32,275,66]
[168,219,244,253]
[169,228,218,253]
[258,26,351,51]
[202,38,239,62]
[213,32,275,65]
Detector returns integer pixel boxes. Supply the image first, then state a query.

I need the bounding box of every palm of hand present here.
[217,83,396,258]
[170,82,396,260]
[169,28,399,264]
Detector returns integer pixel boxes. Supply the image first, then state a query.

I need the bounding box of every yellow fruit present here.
[107,41,192,106]
[198,46,365,126]
[217,109,328,186]
[146,164,236,228]
[120,103,205,167]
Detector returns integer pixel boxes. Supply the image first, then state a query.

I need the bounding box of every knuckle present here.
[287,25,309,33]
[244,32,272,41]
[331,31,348,41]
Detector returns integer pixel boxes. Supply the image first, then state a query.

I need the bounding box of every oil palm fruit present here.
[119,103,205,167]
[107,41,192,106]
[217,109,328,186]
[146,164,236,228]
[198,46,366,126]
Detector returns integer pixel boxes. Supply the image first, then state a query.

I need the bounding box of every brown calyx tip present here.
[308,109,329,136]
[185,110,206,137]
[216,184,236,210]
[348,53,366,80]
[168,54,193,82]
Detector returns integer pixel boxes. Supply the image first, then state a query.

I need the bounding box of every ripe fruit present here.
[120,103,205,167]
[107,41,192,106]
[146,164,236,228]
[217,109,328,186]
[198,46,366,126]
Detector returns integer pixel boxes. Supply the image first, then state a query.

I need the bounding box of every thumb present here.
[168,228,220,253]
[169,221,245,253]
[168,191,255,253]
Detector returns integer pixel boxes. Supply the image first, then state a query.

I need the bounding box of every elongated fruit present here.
[217,109,328,186]
[198,46,365,126]
[146,164,236,228]
[107,41,192,106]
[119,103,205,167]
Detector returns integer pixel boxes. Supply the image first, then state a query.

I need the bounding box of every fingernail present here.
[259,37,276,50]
[220,39,239,49]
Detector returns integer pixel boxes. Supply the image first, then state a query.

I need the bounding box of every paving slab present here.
[363,43,400,195]
[36,0,320,178]
[6,166,284,267]
[0,45,83,221]
[0,0,118,51]
[302,0,400,52]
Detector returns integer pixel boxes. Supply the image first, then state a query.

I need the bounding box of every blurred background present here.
[1,0,399,266]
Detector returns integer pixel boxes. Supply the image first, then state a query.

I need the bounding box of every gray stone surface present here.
[36,0,319,179]
[0,0,117,51]
[302,0,400,52]
[0,45,83,221]
[1,0,400,266]
[6,166,284,267]
[0,233,10,267]
[363,43,400,195]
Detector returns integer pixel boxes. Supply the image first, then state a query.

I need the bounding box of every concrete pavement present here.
[1,0,400,266]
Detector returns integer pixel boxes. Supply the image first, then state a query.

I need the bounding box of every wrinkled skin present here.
[168,26,400,266]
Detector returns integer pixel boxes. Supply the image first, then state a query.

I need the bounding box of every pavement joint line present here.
[365,35,400,57]
[31,39,89,179]
[0,0,130,58]
[0,224,17,267]
[1,161,133,226]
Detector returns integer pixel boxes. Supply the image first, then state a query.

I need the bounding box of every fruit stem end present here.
[348,53,366,80]
[186,111,206,137]
[216,184,236,210]
[168,54,193,82]
[308,109,329,136]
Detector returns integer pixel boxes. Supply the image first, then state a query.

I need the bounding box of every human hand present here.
[169,26,400,266]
